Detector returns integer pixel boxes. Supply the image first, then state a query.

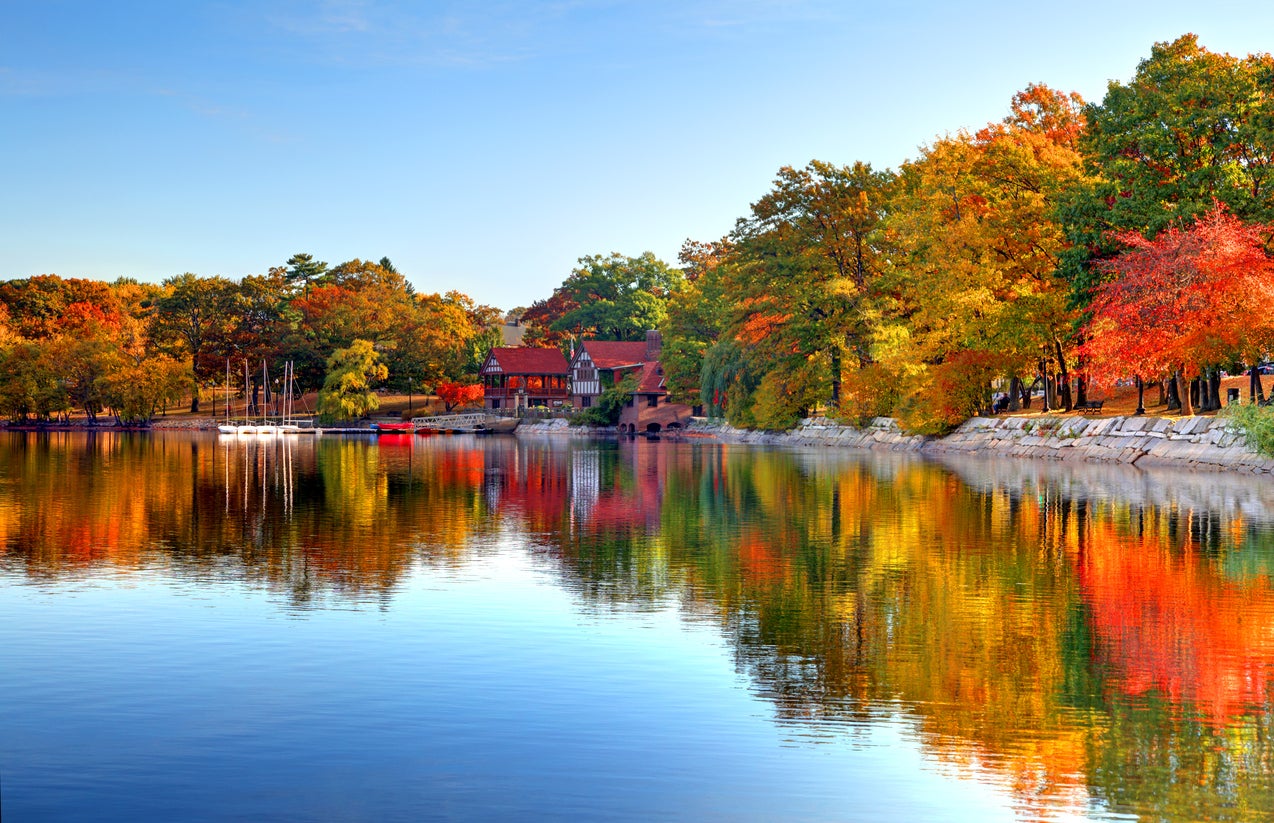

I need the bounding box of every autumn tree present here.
[383,292,474,393]
[1081,205,1274,416]
[876,85,1087,423]
[0,274,121,340]
[97,350,192,424]
[0,302,15,347]
[519,290,579,349]
[0,342,67,422]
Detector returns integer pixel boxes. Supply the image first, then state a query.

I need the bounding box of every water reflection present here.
[4,432,1274,820]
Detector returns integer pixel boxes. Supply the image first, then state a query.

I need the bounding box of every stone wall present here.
[516,418,615,437]
[682,415,1274,474]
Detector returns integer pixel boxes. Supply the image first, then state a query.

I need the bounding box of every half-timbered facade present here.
[569,340,648,409]
[479,347,570,411]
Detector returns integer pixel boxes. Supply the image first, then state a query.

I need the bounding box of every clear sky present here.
[3,1,1272,310]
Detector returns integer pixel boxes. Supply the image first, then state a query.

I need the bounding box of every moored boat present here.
[372,421,416,433]
[410,413,520,434]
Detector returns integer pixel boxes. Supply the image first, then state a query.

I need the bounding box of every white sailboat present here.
[235,361,260,434]
[217,359,239,434]
[278,361,301,434]
[255,361,279,436]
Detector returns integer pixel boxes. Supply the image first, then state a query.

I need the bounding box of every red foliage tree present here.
[1081,205,1274,413]
[435,381,484,412]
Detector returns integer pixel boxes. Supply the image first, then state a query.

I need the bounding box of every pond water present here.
[3,431,1274,821]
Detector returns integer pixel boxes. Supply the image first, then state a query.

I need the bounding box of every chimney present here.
[645,329,662,361]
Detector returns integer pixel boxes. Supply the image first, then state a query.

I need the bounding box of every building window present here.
[491,399,500,409]
[647,395,658,408]
[581,396,592,408]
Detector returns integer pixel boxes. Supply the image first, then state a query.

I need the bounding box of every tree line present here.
[0,255,501,423]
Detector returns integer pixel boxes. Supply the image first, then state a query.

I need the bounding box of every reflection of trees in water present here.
[537,445,1274,819]
[0,433,501,605]
[7,433,1274,817]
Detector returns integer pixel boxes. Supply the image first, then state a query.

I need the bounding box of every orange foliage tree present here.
[1081,205,1274,414]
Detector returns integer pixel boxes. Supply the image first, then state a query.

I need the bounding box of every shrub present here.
[1221,403,1274,456]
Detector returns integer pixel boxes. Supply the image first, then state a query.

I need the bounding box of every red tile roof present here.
[486,347,568,374]
[580,341,648,370]
[636,362,666,394]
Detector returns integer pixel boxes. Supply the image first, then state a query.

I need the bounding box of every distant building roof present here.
[484,346,568,375]
[579,340,648,370]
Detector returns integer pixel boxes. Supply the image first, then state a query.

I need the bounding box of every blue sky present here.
[4,1,1272,309]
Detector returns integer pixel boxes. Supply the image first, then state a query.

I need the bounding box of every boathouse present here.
[480,347,570,411]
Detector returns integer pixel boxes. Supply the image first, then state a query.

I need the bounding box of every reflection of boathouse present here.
[479,347,570,411]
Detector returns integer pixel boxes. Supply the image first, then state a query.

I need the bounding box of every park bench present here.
[1078,400,1104,414]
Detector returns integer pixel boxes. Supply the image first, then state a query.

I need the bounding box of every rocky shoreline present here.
[679,414,1274,474]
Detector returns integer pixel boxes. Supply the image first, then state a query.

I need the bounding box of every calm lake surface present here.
[4,432,1274,821]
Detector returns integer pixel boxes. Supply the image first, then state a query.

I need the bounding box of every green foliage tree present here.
[96,350,192,424]
[661,240,732,407]
[0,341,67,423]
[317,339,389,422]
[549,252,683,341]
[150,273,238,412]
[285,252,329,293]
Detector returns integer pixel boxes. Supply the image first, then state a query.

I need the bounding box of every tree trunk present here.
[1157,379,1166,406]
[830,349,841,409]
[1252,365,1266,404]
[1190,377,1201,411]
[1008,376,1022,412]
[1177,369,1194,416]
[1020,376,1037,410]
[1054,340,1072,412]
[1075,373,1088,408]
[1166,375,1181,411]
[1209,369,1222,411]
